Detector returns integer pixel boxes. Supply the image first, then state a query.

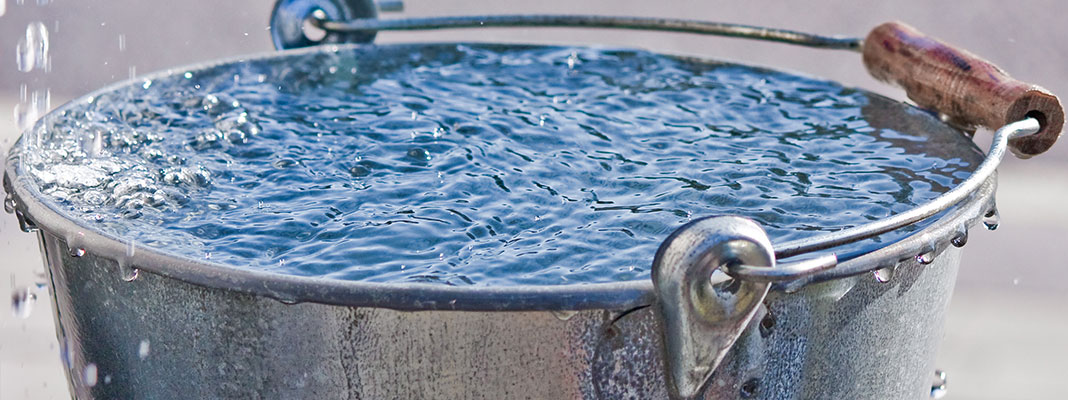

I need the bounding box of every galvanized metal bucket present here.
[3,1,1062,398]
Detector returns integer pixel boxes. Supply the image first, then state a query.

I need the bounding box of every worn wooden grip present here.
[863,21,1063,158]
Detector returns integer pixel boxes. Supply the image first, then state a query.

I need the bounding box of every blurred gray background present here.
[1,1,1065,398]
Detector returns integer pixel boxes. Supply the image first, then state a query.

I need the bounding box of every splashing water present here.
[13,44,984,286]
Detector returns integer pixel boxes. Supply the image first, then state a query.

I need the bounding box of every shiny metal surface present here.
[269,0,378,50]
[311,14,862,51]
[652,216,775,398]
[38,224,962,399]
[2,40,998,399]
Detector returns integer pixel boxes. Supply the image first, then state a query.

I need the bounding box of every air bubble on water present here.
[916,251,934,265]
[183,72,193,79]
[84,363,98,387]
[407,147,431,161]
[138,340,150,360]
[872,266,895,283]
[11,286,36,318]
[551,310,579,321]
[982,208,999,230]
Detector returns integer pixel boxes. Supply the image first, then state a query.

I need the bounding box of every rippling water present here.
[15,44,983,285]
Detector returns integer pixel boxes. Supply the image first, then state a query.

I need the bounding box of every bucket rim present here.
[3,42,991,311]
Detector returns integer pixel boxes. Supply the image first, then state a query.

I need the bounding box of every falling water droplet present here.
[11,286,37,318]
[117,34,126,51]
[15,22,49,72]
[84,363,99,387]
[916,251,934,265]
[138,340,151,360]
[950,228,968,248]
[930,369,947,399]
[873,266,895,283]
[982,208,1000,230]
[69,247,86,257]
[551,310,579,321]
[0,0,6,18]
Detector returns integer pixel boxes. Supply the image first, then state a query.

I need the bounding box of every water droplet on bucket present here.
[138,340,150,360]
[873,266,895,283]
[84,363,99,387]
[11,286,37,318]
[69,247,86,257]
[3,195,16,213]
[982,208,999,230]
[120,265,139,282]
[551,310,579,321]
[930,369,947,399]
[950,229,968,248]
[916,251,934,265]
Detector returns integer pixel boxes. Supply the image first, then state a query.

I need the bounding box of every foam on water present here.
[14,44,983,286]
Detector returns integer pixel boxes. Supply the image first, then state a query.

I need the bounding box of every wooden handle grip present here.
[862,21,1063,157]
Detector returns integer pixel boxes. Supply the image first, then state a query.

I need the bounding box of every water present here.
[11,285,36,318]
[14,44,984,286]
[15,21,49,72]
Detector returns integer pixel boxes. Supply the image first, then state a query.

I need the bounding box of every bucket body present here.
[4,42,998,399]
[40,226,960,399]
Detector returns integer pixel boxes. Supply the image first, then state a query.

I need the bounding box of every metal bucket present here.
[3,2,1062,398]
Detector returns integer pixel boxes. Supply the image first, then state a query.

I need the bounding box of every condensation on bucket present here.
[13,44,985,286]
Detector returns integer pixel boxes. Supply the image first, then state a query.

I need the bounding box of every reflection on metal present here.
[314,14,862,51]
[652,216,775,399]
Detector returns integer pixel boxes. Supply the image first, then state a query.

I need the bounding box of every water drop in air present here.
[118,34,126,51]
[872,266,895,283]
[982,208,1000,230]
[11,286,37,318]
